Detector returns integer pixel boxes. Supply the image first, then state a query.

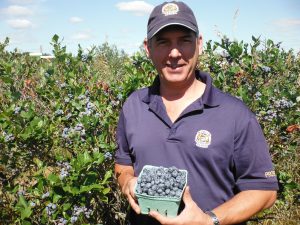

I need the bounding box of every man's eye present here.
[183,39,192,43]
[157,40,167,45]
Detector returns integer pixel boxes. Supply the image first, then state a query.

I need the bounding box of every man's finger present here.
[149,210,170,224]
[182,186,193,204]
[128,195,141,214]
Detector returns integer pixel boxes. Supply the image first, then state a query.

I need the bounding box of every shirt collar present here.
[142,70,220,107]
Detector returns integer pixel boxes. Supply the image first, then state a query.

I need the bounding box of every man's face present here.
[145,26,202,86]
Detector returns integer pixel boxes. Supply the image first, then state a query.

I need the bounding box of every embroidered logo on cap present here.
[195,130,211,148]
[162,3,179,16]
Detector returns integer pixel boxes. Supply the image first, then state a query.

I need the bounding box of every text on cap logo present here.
[162,3,179,16]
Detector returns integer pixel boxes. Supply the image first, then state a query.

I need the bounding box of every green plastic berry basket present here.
[134,165,188,218]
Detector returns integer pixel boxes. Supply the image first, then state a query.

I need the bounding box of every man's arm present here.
[149,188,277,225]
[212,190,277,225]
[114,163,141,214]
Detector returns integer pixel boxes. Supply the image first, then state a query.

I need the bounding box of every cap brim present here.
[148,22,198,39]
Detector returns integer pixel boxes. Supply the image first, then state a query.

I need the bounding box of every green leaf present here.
[63,203,72,211]
[52,34,59,43]
[102,187,110,195]
[20,111,33,120]
[19,195,28,207]
[22,220,32,225]
[80,151,92,166]
[99,143,110,149]
[52,193,62,203]
[33,158,43,168]
[83,172,98,185]
[47,173,60,185]
[11,91,21,100]
[79,184,103,193]
[0,76,14,84]
[37,120,44,128]
[63,185,80,195]
[93,151,104,164]
[16,195,32,219]
[21,207,32,220]
[102,170,112,184]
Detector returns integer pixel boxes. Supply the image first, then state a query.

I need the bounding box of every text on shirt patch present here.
[195,130,211,148]
[265,170,276,178]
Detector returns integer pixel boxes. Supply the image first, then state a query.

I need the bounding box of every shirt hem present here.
[237,181,279,191]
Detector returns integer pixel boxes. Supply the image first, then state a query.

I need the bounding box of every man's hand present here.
[115,164,141,214]
[149,186,212,225]
[122,176,141,214]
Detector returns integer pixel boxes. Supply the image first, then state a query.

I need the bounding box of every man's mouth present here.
[166,64,184,69]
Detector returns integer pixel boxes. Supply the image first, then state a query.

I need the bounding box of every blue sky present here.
[0,0,300,55]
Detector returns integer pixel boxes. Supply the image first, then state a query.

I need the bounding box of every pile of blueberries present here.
[135,166,187,198]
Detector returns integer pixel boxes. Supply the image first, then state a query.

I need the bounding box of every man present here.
[114,1,278,225]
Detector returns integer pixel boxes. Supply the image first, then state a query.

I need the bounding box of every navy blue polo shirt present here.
[115,71,278,222]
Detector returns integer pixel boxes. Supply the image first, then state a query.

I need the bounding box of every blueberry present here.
[158,183,165,189]
[165,181,171,188]
[172,170,178,178]
[151,184,158,191]
[175,190,182,197]
[136,166,186,198]
[148,189,154,196]
[170,190,175,197]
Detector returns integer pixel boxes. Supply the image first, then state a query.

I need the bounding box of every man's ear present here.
[197,34,203,55]
[143,38,151,57]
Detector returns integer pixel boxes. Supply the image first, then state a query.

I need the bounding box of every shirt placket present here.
[148,95,204,141]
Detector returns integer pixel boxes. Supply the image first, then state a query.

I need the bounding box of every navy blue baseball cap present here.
[147,1,199,39]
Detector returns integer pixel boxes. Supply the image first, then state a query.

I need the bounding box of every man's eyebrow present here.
[180,34,194,39]
[154,36,167,42]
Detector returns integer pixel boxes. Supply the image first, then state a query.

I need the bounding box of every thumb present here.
[182,186,193,204]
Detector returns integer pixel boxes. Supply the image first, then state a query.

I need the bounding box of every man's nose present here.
[169,46,182,58]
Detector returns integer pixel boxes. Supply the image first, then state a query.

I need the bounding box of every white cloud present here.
[3,5,33,17]
[116,1,154,16]
[8,0,35,4]
[69,17,83,24]
[7,19,33,29]
[274,19,300,27]
[71,32,93,41]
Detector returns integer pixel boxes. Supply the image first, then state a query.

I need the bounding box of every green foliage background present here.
[0,35,299,224]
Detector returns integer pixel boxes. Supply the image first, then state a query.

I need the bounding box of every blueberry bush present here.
[0,34,299,224]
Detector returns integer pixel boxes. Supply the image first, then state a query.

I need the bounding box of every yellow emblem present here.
[195,130,211,148]
[162,3,179,16]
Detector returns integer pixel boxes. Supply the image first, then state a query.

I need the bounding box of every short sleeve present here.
[233,115,279,191]
[114,109,133,165]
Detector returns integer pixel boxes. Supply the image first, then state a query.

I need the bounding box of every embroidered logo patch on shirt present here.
[162,3,179,16]
[265,170,276,178]
[195,130,211,148]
